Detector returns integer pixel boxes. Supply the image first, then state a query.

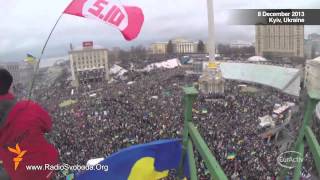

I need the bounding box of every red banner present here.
[64,0,144,41]
[83,41,93,47]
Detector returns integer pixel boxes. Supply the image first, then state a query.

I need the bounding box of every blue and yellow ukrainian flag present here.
[76,139,189,180]
[24,54,37,64]
[227,152,236,160]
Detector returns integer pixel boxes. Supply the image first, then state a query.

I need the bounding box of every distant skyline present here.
[1,0,320,61]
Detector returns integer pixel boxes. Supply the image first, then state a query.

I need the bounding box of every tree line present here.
[108,41,256,62]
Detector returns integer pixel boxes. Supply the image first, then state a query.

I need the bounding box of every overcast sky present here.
[1,0,320,61]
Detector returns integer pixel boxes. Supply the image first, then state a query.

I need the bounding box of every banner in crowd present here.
[227,152,236,160]
[59,99,77,108]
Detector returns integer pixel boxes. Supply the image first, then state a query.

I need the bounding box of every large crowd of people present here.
[16,58,319,180]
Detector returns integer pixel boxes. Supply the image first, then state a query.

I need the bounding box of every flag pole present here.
[27,13,64,99]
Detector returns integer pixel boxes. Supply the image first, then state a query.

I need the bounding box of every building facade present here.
[255,25,304,58]
[19,62,35,86]
[69,42,109,87]
[151,42,168,54]
[308,33,320,41]
[0,61,35,86]
[230,40,253,48]
[305,57,320,99]
[0,62,20,83]
[305,33,320,59]
[172,38,198,54]
[150,38,207,55]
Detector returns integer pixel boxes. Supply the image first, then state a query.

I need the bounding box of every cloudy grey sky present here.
[1,0,320,61]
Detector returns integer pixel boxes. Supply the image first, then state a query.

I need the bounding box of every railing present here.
[178,86,228,180]
[178,86,320,180]
[278,98,320,180]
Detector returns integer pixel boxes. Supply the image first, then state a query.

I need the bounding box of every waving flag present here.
[227,152,236,160]
[64,0,144,41]
[24,54,37,64]
[76,139,189,180]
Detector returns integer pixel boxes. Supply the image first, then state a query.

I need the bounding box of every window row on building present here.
[69,43,109,87]
[255,25,304,58]
[150,38,206,55]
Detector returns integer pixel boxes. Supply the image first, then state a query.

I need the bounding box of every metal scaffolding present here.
[178,86,320,180]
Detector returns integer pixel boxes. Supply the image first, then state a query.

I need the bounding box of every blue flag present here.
[76,139,189,180]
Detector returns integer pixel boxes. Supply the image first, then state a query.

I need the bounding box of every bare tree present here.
[167,40,174,54]
[197,40,205,53]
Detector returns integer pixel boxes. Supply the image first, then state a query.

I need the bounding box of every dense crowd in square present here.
[17,58,318,180]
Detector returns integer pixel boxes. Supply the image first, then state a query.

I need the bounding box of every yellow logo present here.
[128,157,168,180]
[127,156,189,180]
[8,144,27,170]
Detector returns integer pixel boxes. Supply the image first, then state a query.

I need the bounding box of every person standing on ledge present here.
[0,68,59,180]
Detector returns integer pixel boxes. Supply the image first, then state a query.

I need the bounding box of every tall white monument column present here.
[199,0,225,96]
[207,0,215,61]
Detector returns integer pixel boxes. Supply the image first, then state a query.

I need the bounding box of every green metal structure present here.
[178,87,227,180]
[278,97,320,180]
[178,86,320,180]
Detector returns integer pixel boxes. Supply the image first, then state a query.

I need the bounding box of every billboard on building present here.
[83,41,93,48]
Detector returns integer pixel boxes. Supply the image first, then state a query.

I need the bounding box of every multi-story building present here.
[172,38,198,54]
[69,42,109,87]
[305,33,320,59]
[0,61,35,86]
[151,42,168,54]
[255,25,304,58]
[230,40,252,48]
[0,62,20,83]
[19,62,35,85]
[150,38,206,55]
[308,33,320,41]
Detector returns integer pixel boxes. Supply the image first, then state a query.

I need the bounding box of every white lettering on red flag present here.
[64,0,144,40]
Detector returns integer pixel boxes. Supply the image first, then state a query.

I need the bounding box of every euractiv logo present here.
[8,144,27,170]
[277,151,303,169]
